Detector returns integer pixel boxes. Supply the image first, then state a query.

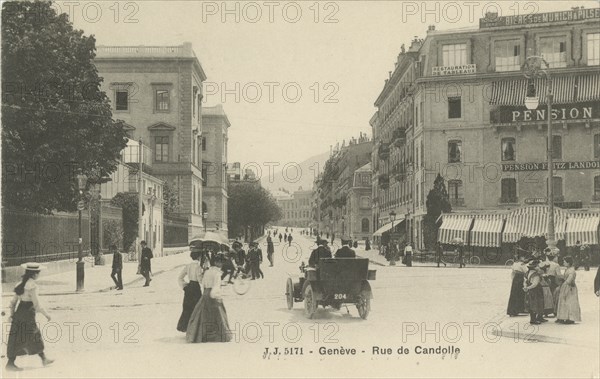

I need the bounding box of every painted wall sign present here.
[480,8,600,28]
[502,161,600,172]
[432,64,476,76]
[490,102,598,124]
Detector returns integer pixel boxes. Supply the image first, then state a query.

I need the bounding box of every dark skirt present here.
[6,301,45,358]
[186,288,232,343]
[525,286,545,314]
[507,273,525,315]
[177,281,201,332]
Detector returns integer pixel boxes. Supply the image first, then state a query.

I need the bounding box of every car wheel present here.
[356,290,371,320]
[304,284,317,319]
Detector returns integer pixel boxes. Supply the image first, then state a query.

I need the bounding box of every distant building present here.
[276,188,312,227]
[346,163,373,241]
[201,105,230,237]
[95,42,207,240]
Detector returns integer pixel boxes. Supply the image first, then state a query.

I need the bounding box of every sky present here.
[64,0,599,168]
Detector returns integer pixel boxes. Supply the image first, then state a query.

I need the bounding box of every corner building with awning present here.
[370,7,600,261]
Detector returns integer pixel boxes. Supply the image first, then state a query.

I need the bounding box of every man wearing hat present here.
[335,237,356,258]
[247,242,264,280]
[309,238,332,267]
[140,240,153,287]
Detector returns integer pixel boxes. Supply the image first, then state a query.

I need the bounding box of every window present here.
[442,43,467,66]
[202,165,208,187]
[594,176,600,200]
[361,218,370,233]
[448,140,462,163]
[495,40,520,71]
[360,196,370,209]
[501,138,516,161]
[540,37,567,68]
[116,90,128,111]
[587,33,600,65]
[448,180,463,201]
[193,87,198,117]
[202,136,207,151]
[155,137,169,162]
[595,134,600,159]
[548,135,562,160]
[552,176,563,201]
[155,90,170,111]
[501,178,517,203]
[448,97,461,119]
[193,184,196,215]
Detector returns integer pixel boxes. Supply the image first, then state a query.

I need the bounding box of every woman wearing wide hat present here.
[176,248,207,332]
[6,263,54,371]
[506,254,527,316]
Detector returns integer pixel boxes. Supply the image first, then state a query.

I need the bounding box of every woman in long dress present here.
[539,263,555,317]
[177,250,207,332]
[6,263,53,371]
[506,256,527,316]
[556,256,582,324]
[186,253,232,343]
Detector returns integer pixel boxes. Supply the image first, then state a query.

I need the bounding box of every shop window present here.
[448,140,462,163]
[501,138,516,161]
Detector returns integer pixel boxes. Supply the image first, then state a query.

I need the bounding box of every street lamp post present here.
[389,210,396,266]
[341,216,345,237]
[203,212,208,233]
[76,169,88,292]
[405,211,411,246]
[522,55,558,255]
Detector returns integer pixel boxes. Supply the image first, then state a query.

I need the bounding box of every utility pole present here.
[138,138,144,268]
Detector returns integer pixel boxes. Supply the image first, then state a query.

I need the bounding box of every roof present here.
[355,163,372,172]
[202,105,231,127]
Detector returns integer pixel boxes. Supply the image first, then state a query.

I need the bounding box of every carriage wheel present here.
[356,291,371,320]
[304,284,317,319]
[285,278,294,310]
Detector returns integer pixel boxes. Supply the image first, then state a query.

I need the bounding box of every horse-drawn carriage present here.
[285,258,376,319]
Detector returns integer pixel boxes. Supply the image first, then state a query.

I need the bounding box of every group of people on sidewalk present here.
[108,240,154,290]
[506,248,592,325]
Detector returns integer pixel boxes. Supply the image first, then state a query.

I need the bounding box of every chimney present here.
[388,71,392,78]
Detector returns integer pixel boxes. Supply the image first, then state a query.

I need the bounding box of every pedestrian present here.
[456,245,465,268]
[580,244,590,271]
[220,251,236,284]
[404,243,413,267]
[539,263,555,317]
[247,242,262,280]
[283,232,287,242]
[140,240,153,287]
[506,254,527,316]
[177,249,205,332]
[278,233,283,243]
[573,240,582,269]
[594,265,600,297]
[6,263,54,371]
[334,237,356,258]
[331,232,335,245]
[186,253,232,343]
[546,253,563,312]
[523,259,546,325]
[556,256,581,324]
[365,238,371,251]
[436,243,447,268]
[287,233,293,247]
[353,240,358,249]
[110,244,123,290]
[232,242,246,278]
[267,235,275,266]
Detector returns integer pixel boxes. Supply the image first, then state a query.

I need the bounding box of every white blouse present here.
[201,266,223,299]
[177,261,206,289]
[9,279,47,317]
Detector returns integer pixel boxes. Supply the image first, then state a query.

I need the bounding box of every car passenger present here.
[334,237,356,258]
[308,239,332,267]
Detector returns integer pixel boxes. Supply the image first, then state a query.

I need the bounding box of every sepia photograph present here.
[1,0,599,378]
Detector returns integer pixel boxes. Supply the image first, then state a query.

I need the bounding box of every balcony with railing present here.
[378,174,390,189]
[96,43,196,59]
[378,143,390,160]
[392,128,406,148]
[122,140,153,173]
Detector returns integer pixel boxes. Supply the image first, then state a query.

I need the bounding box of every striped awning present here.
[489,76,576,106]
[575,73,600,102]
[470,214,506,247]
[502,205,567,243]
[438,214,474,245]
[565,212,600,246]
[373,218,405,236]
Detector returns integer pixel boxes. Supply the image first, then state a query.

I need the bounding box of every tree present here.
[228,183,282,240]
[423,174,452,249]
[1,1,128,213]
[162,181,179,217]
[110,193,145,253]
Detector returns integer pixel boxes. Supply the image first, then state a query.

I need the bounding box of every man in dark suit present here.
[140,240,153,287]
[247,242,264,280]
[110,244,123,290]
[335,237,356,258]
[309,239,332,267]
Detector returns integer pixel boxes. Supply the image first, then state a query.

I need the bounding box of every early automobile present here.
[285,258,376,319]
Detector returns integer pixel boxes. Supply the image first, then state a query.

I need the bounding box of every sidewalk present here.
[2,251,190,296]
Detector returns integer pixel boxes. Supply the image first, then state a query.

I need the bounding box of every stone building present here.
[275,188,312,228]
[95,42,207,239]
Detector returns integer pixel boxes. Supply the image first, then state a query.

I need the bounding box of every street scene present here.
[1,1,600,378]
